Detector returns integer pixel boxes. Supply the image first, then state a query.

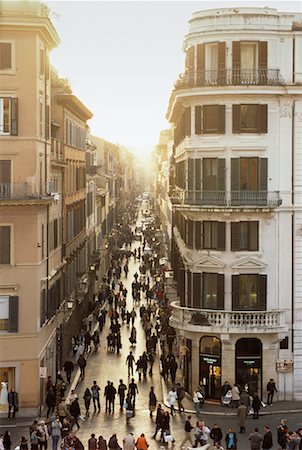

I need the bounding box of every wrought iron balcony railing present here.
[174,68,284,89]
[171,190,282,208]
[0,182,54,200]
[170,301,287,333]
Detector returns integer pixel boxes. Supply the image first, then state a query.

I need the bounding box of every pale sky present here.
[48,0,302,159]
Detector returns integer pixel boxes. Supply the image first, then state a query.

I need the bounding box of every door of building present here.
[235,338,262,396]
[200,336,221,400]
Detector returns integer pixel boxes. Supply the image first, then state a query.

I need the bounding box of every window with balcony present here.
[202,273,224,309]
[231,221,259,251]
[0,160,11,198]
[232,274,267,311]
[0,42,12,70]
[0,98,18,135]
[231,158,267,204]
[0,225,11,264]
[195,105,225,134]
[232,104,267,133]
[232,41,267,83]
[203,221,225,250]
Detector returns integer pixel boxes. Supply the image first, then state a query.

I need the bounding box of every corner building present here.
[167,8,302,401]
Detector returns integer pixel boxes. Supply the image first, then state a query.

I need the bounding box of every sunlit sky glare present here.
[48,0,302,159]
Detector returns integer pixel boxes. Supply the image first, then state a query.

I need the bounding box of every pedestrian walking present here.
[37,420,49,450]
[50,417,62,450]
[78,354,86,378]
[152,405,164,440]
[194,420,211,447]
[193,389,204,417]
[20,437,29,450]
[149,386,157,417]
[128,378,138,407]
[7,387,18,419]
[231,384,240,409]
[210,424,223,447]
[237,402,248,433]
[63,359,74,384]
[83,388,92,416]
[252,393,261,419]
[57,398,69,424]
[126,351,136,376]
[91,381,101,413]
[123,433,135,450]
[30,429,39,450]
[98,436,107,450]
[104,381,111,413]
[135,434,148,450]
[225,427,237,450]
[248,428,262,450]
[118,379,127,409]
[262,426,273,449]
[45,387,56,418]
[69,398,81,430]
[129,326,137,345]
[277,419,288,450]
[108,434,120,450]
[180,415,194,448]
[88,434,98,450]
[167,387,177,416]
[108,382,116,413]
[176,382,185,413]
[3,431,11,450]
[266,378,278,405]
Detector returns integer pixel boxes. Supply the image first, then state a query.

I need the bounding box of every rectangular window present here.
[203,221,225,250]
[0,98,18,135]
[203,158,218,190]
[203,273,218,309]
[0,42,12,70]
[231,221,259,251]
[240,43,257,70]
[231,158,268,194]
[240,157,258,190]
[53,219,58,249]
[195,105,225,134]
[232,274,267,311]
[40,48,45,76]
[0,226,11,264]
[232,104,267,133]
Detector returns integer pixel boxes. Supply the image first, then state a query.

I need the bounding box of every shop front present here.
[0,366,16,414]
[236,338,262,396]
[200,336,221,400]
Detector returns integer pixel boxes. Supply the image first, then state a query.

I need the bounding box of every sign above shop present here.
[202,356,220,365]
[276,359,294,373]
[39,367,47,378]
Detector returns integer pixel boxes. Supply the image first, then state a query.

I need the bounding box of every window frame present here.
[0,40,15,73]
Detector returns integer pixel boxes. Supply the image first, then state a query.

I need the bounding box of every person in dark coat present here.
[63,359,74,384]
[7,387,18,419]
[45,387,56,418]
[248,427,262,450]
[118,379,127,409]
[83,388,92,416]
[252,393,261,419]
[210,424,223,446]
[69,398,81,430]
[98,436,107,450]
[277,419,288,450]
[148,386,157,417]
[266,378,278,405]
[262,426,273,449]
[78,355,86,378]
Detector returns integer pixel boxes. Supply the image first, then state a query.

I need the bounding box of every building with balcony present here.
[167,7,302,400]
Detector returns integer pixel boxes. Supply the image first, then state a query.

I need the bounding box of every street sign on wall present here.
[276,359,294,373]
[39,367,47,378]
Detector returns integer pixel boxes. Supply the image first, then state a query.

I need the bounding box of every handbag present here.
[164,431,173,443]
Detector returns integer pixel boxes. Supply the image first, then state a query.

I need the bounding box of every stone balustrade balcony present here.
[169,301,287,334]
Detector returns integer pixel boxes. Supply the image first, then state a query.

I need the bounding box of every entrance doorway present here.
[200,336,221,400]
[236,338,262,396]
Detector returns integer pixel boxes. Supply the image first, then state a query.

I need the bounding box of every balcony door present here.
[0,160,11,198]
[231,157,267,205]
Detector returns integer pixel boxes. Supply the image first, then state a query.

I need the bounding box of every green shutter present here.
[232,275,240,310]
[218,42,226,69]
[188,159,194,190]
[232,104,241,133]
[231,222,241,251]
[193,272,201,308]
[259,158,268,191]
[0,226,10,264]
[195,158,201,190]
[8,296,18,333]
[258,42,267,69]
[217,274,225,309]
[217,222,226,251]
[258,275,267,311]
[195,106,202,134]
[0,160,11,183]
[249,222,259,251]
[185,107,191,136]
[231,158,240,191]
[196,44,205,71]
[258,104,267,133]
[186,47,194,72]
[195,221,202,250]
[218,105,225,134]
[11,98,18,136]
[217,158,225,191]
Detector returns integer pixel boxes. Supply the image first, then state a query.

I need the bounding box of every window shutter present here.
[218,42,226,69]
[187,220,194,249]
[232,275,240,310]
[195,106,202,134]
[217,274,225,309]
[195,221,202,250]
[193,272,201,308]
[179,268,185,305]
[232,104,241,133]
[259,158,268,191]
[188,158,194,190]
[0,226,10,264]
[0,160,11,183]
[11,98,18,136]
[232,41,241,69]
[218,105,225,134]
[258,42,267,69]
[8,296,18,332]
[0,43,12,69]
[249,222,259,251]
[195,158,201,190]
[186,47,194,72]
[258,275,267,311]
[45,104,50,140]
[187,271,192,307]
[196,44,205,71]
[258,104,267,133]
[231,222,241,251]
[217,158,226,191]
[185,107,191,136]
[217,222,226,251]
[231,158,240,191]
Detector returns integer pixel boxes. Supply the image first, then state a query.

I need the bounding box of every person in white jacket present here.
[193,389,204,418]
[167,388,178,416]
